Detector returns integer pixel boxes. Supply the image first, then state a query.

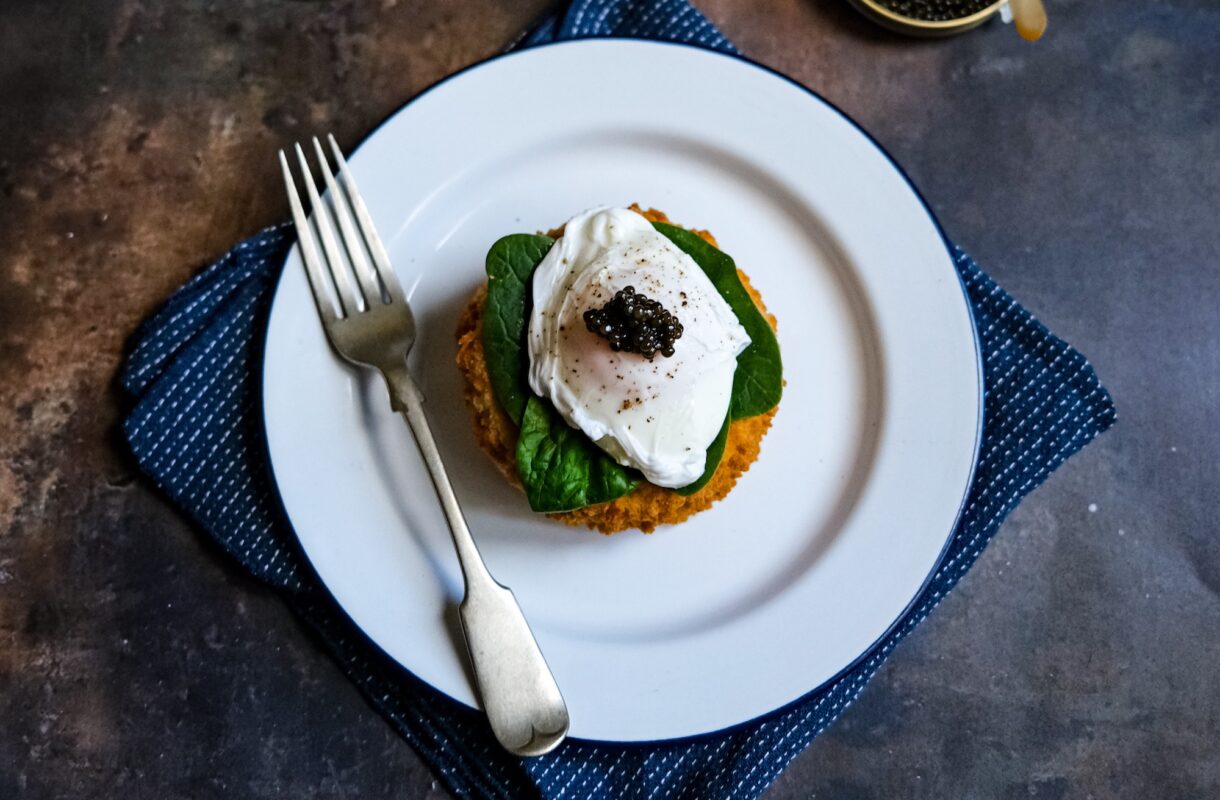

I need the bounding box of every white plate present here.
[262,39,981,743]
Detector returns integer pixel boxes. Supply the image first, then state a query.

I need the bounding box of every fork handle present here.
[382,363,490,586]
[381,362,569,756]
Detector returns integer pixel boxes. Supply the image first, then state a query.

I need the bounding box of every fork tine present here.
[312,137,383,306]
[294,142,363,316]
[327,134,406,303]
[279,149,339,325]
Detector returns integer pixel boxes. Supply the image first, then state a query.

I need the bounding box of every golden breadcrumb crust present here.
[454,207,778,534]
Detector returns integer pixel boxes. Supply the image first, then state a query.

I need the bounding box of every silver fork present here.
[279,135,569,757]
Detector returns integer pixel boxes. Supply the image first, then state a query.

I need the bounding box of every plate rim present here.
[259,36,984,745]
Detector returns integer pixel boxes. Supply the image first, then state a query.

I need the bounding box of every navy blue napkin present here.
[122,2,1116,798]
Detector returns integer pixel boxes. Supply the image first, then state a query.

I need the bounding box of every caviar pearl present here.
[583,286,684,360]
[874,0,994,22]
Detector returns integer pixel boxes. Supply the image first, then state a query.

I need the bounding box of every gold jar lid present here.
[847,0,1005,36]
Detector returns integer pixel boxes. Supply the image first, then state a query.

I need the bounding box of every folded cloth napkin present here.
[121,2,1116,798]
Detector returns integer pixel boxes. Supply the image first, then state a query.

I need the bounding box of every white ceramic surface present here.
[262,39,982,743]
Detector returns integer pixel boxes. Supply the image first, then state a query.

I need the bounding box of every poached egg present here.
[527,208,750,488]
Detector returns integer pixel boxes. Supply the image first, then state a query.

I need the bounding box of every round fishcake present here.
[455,208,777,534]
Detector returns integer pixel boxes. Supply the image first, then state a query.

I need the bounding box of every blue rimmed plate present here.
[262,39,982,743]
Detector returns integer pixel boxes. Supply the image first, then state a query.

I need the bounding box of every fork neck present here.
[380,361,498,593]
[380,360,419,416]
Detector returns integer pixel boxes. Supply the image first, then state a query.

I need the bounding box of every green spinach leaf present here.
[481,233,554,425]
[516,395,641,512]
[652,222,784,419]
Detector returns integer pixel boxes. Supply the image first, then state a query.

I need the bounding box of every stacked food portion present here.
[456,205,782,533]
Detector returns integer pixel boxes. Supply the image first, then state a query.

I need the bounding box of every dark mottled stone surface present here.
[1,1,1217,798]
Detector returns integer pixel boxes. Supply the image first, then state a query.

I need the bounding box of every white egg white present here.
[527,207,750,488]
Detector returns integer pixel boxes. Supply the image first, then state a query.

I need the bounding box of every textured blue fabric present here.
[121,4,1116,799]
[518,0,735,52]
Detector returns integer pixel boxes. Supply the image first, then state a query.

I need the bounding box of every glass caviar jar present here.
[847,0,1006,36]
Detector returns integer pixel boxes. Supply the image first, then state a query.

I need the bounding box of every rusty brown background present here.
[2,1,1218,798]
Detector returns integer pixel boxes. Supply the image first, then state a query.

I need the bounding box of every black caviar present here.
[874,0,994,21]
[583,286,684,360]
